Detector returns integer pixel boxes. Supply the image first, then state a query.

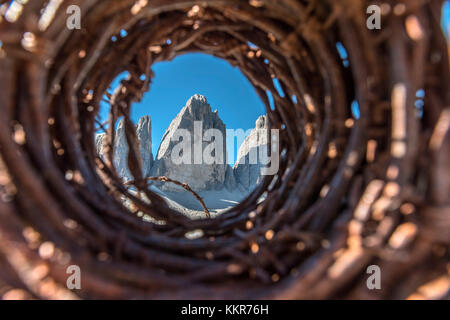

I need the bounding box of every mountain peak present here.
[188,94,207,104]
[139,115,151,123]
[255,115,267,129]
[185,94,210,112]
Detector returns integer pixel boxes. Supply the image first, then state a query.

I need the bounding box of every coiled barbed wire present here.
[0,0,449,299]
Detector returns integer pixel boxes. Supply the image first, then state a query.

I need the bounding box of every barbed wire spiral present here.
[0,0,449,299]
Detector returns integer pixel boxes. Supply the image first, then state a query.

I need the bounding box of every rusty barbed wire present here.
[0,0,449,299]
[124,176,211,218]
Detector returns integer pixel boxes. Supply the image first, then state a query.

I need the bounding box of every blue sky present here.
[443,0,450,37]
[100,53,266,164]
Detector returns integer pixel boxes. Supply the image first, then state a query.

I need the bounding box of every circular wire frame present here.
[0,0,449,299]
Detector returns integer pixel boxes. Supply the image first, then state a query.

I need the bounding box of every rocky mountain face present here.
[95,133,107,159]
[233,115,269,190]
[151,94,227,192]
[96,94,269,193]
[112,119,132,180]
[136,116,153,177]
[96,115,153,181]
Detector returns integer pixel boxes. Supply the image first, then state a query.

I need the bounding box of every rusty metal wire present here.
[0,0,449,299]
[125,176,212,217]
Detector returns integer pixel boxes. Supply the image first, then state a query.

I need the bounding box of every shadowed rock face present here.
[136,115,153,177]
[224,165,237,191]
[151,94,228,192]
[113,119,131,180]
[96,115,153,181]
[233,115,269,191]
[95,133,107,159]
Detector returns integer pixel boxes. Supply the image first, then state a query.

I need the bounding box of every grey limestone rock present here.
[96,116,153,181]
[136,115,153,177]
[233,115,269,191]
[151,94,227,192]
